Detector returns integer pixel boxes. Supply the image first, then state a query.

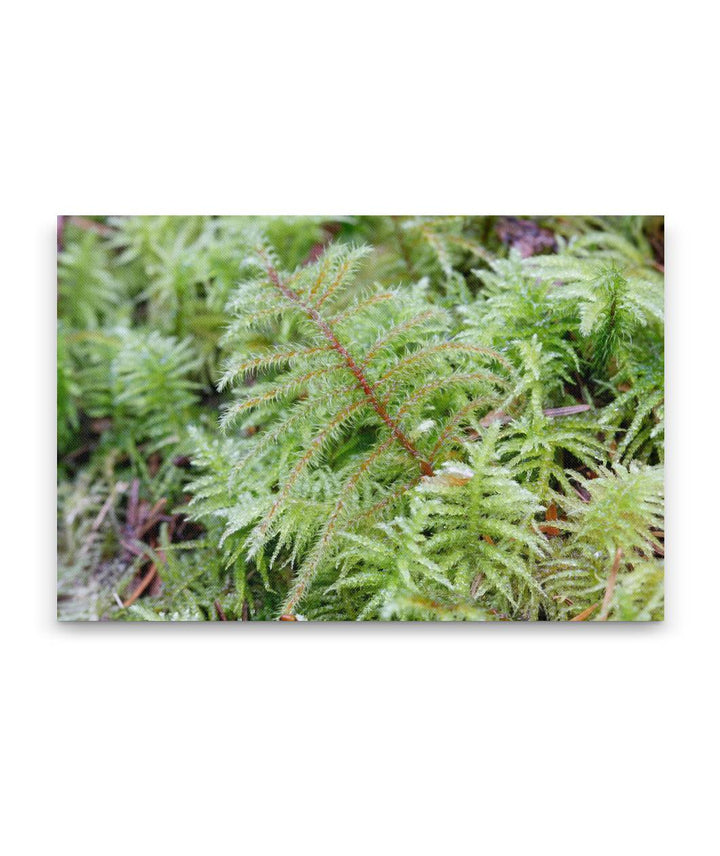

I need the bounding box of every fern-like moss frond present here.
[523,245,663,374]
[542,463,664,620]
[218,241,511,613]
[322,426,547,619]
[58,230,126,329]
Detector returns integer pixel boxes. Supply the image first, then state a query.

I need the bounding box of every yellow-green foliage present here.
[57,215,664,620]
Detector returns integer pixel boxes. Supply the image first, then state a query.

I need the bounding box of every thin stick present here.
[481,403,591,427]
[91,482,127,532]
[599,547,623,620]
[123,564,157,608]
[135,498,168,539]
[543,404,591,418]
[570,603,599,621]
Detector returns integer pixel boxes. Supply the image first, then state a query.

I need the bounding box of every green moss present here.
[57,215,664,621]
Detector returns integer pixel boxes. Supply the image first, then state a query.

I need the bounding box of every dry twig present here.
[570,603,599,621]
[599,547,623,620]
[123,564,157,608]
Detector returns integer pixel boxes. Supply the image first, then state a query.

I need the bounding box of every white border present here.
[3,2,716,853]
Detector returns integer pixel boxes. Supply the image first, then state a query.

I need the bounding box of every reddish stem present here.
[262,255,434,477]
[123,564,157,607]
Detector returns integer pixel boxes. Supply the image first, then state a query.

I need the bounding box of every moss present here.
[57,215,664,621]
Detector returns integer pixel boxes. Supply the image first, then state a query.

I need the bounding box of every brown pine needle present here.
[570,603,599,621]
[123,564,157,608]
[599,547,623,621]
[540,502,561,537]
[135,497,168,539]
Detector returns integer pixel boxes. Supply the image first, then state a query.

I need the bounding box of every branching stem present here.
[261,253,435,476]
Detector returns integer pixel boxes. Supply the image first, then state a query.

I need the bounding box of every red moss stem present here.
[262,255,434,477]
